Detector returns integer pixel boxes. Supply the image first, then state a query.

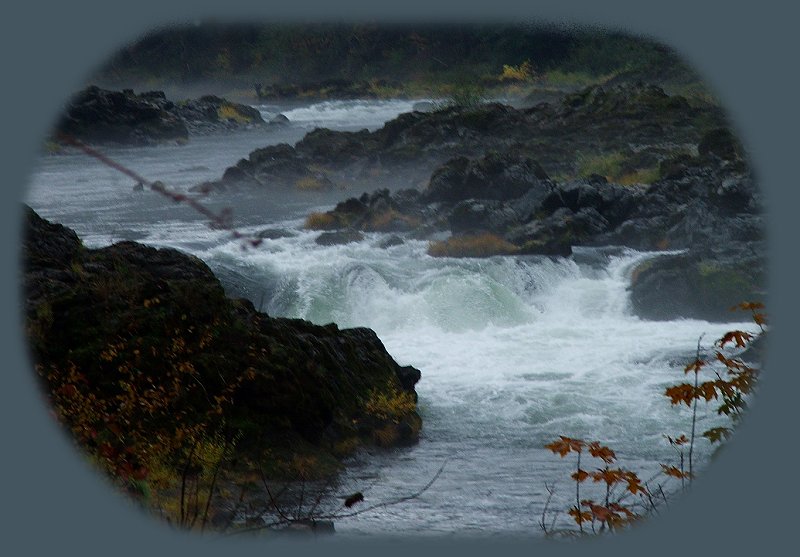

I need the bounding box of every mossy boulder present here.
[629,252,764,322]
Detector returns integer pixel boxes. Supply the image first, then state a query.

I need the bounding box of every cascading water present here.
[25,98,755,536]
[197,229,750,536]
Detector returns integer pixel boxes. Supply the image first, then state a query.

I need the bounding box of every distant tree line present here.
[96,23,681,87]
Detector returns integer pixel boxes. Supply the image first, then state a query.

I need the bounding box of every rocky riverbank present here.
[209,82,764,322]
[23,205,422,526]
[53,85,267,146]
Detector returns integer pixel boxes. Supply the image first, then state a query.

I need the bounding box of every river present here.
[25,98,753,537]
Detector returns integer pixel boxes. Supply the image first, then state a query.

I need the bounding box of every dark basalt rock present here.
[628,247,765,322]
[315,230,365,246]
[698,127,744,161]
[422,150,551,204]
[23,206,422,459]
[53,86,265,146]
[55,86,189,146]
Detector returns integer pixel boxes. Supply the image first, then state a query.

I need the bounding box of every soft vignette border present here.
[0,1,793,556]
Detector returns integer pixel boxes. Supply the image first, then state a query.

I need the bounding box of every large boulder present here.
[23,206,422,461]
[55,86,188,145]
[422,151,551,204]
[628,247,766,322]
[54,86,265,146]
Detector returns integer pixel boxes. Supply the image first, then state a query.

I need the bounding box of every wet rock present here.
[423,151,551,204]
[55,85,188,146]
[315,230,365,246]
[377,235,404,249]
[628,247,766,322]
[698,127,743,161]
[54,86,265,146]
[269,113,290,125]
[412,101,435,112]
[256,228,297,240]
[23,206,423,463]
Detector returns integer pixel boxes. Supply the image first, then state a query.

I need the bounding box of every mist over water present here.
[26,99,754,536]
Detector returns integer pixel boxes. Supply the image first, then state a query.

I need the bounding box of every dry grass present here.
[304,212,339,230]
[365,209,421,232]
[577,151,627,181]
[619,167,660,186]
[294,175,329,191]
[428,233,519,258]
[217,103,254,124]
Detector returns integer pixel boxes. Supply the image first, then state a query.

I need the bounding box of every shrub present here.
[499,60,534,82]
[543,302,767,535]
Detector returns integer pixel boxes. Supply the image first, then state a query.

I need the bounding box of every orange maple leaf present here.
[665,383,695,406]
[718,330,753,348]
[545,436,584,456]
[571,469,590,483]
[661,464,692,479]
[684,358,706,374]
[588,442,616,463]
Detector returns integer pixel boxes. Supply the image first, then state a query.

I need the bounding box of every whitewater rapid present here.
[25,98,755,536]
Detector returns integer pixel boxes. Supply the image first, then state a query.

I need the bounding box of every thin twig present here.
[689,334,705,482]
[539,483,555,534]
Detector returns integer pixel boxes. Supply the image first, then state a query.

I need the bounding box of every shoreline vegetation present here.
[92,23,716,106]
[24,206,422,533]
[25,23,766,536]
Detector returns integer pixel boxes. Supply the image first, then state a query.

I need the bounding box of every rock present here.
[23,206,422,466]
[55,85,188,146]
[54,86,265,146]
[269,113,290,125]
[256,228,297,240]
[212,81,725,195]
[448,199,520,234]
[315,230,365,246]
[412,101,435,112]
[423,151,551,204]
[377,234,405,248]
[628,249,765,322]
[174,95,265,134]
[698,127,743,161]
[198,143,335,192]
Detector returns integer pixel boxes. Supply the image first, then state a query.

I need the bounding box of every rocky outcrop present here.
[23,206,422,461]
[306,124,765,319]
[196,81,763,321]
[54,86,265,146]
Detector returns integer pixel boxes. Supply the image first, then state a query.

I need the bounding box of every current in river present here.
[25,98,752,537]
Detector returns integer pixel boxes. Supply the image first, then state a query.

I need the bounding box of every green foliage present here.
[434,80,487,111]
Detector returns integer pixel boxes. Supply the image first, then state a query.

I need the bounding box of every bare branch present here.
[55,133,263,248]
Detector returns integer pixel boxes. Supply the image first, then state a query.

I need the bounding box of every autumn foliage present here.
[544,302,766,535]
[543,437,646,533]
